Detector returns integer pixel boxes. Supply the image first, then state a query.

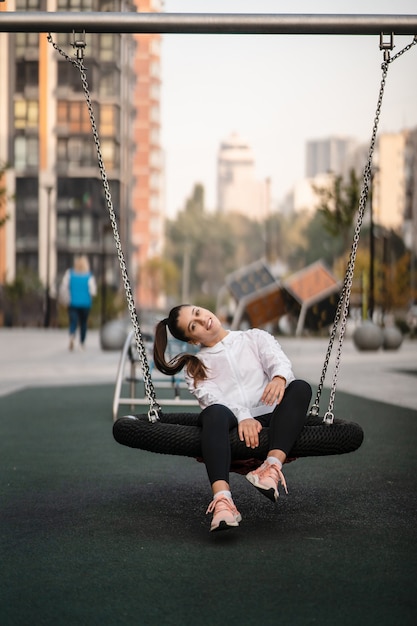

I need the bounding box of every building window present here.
[150,83,160,100]
[150,105,160,123]
[57,214,98,248]
[16,253,39,276]
[150,217,160,235]
[57,100,91,133]
[99,68,120,97]
[101,139,119,170]
[16,61,38,91]
[68,214,93,246]
[100,104,119,136]
[15,33,39,57]
[16,0,41,10]
[57,0,94,10]
[150,38,161,55]
[150,60,161,79]
[150,0,163,11]
[15,177,39,246]
[99,34,120,62]
[150,149,160,168]
[14,100,38,129]
[14,136,39,170]
[150,194,159,212]
[150,128,160,145]
[101,0,119,11]
[150,173,160,190]
[57,137,97,168]
[57,60,84,92]
[57,177,107,218]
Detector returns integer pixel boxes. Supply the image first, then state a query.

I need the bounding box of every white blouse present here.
[184,329,295,423]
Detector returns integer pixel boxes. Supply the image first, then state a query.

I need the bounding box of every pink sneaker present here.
[206,495,242,532]
[246,461,288,502]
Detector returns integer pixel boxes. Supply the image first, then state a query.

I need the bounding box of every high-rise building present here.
[132,0,164,309]
[0,0,163,321]
[217,132,270,221]
[375,131,407,229]
[306,136,357,178]
[373,129,417,261]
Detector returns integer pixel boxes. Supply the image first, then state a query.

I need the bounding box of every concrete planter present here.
[352,320,384,351]
[382,326,403,351]
[100,319,129,351]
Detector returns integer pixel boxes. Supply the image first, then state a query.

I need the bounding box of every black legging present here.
[197,379,312,485]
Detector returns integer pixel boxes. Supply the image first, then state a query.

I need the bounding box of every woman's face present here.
[177,305,227,347]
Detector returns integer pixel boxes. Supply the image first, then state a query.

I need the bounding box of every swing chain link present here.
[388,33,417,63]
[312,34,417,424]
[47,33,161,422]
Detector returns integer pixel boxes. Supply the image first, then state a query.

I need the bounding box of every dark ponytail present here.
[153,305,208,385]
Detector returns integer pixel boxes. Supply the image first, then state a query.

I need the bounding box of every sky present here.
[160,0,417,218]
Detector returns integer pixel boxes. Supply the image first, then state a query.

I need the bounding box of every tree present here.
[139,256,180,308]
[294,210,346,270]
[313,169,361,259]
[333,228,410,314]
[165,183,266,303]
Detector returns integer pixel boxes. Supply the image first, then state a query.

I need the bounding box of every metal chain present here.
[390,34,417,62]
[47,33,161,422]
[311,34,417,424]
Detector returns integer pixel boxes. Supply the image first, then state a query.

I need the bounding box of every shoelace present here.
[257,463,289,495]
[206,495,237,516]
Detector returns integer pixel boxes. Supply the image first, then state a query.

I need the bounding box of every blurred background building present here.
[279,130,417,249]
[217,131,271,221]
[0,0,163,325]
[305,135,358,178]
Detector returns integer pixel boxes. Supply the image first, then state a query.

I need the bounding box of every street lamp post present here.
[369,179,375,320]
[44,185,53,328]
[368,168,379,321]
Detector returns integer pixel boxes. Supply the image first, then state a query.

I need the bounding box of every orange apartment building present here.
[132,0,164,309]
[0,0,164,322]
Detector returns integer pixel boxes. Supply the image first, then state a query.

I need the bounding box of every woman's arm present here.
[186,372,262,448]
[88,275,97,297]
[251,328,295,386]
[185,371,253,423]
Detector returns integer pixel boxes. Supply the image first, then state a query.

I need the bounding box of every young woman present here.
[153,304,312,532]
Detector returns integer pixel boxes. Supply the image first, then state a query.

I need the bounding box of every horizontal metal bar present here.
[1,12,417,35]
[117,398,198,406]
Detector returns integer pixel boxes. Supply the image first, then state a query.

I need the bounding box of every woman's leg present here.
[68,306,78,335]
[267,379,312,460]
[247,380,312,501]
[197,404,238,490]
[198,404,242,532]
[78,307,90,345]
[68,307,78,350]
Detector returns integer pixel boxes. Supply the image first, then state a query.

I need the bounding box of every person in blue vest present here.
[60,255,97,351]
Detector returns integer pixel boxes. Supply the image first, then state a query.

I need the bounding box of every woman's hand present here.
[261,376,286,406]
[238,418,263,448]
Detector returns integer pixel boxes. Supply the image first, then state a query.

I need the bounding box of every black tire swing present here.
[49,32,416,465]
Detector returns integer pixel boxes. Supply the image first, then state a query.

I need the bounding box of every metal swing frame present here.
[2,12,417,35]
[3,12,416,428]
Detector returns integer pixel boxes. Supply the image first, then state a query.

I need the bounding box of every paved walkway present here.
[0,327,416,411]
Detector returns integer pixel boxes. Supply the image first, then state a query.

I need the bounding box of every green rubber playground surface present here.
[1,383,416,625]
